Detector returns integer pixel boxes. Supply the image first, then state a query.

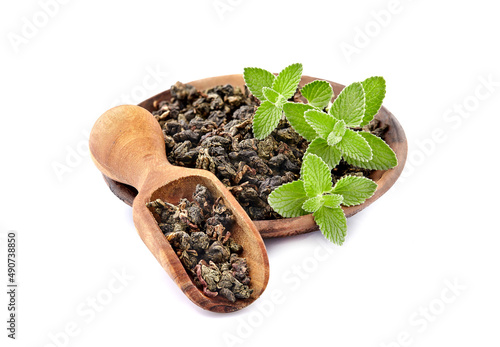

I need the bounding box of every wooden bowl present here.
[102,74,408,238]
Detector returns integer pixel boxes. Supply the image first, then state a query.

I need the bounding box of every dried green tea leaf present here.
[148,184,252,302]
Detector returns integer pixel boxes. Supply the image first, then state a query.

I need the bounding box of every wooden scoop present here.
[89,105,270,313]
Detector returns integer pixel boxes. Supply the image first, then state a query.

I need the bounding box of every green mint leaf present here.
[331,119,347,136]
[327,132,342,147]
[361,76,386,126]
[343,132,397,170]
[304,138,342,169]
[302,195,325,213]
[268,180,308,218]
[262,88,287,109]
[326,131,342,146]
[329,82,365,127]
[300,154,332,198]
[262,87,279,103]
[332,176,377,206]
[336,129,373,162]
[326,119,346,146]
[314,206,347,245]
[252,101,282,140]
[243,67,276,101]
[272,63,303,100]
[304,109,337,139]
[275,95,287,109]
[323,194,344,208]
[282,102,317,141]
[301,80,334,109]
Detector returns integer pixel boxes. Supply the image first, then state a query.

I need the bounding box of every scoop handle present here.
[89,105,172,190]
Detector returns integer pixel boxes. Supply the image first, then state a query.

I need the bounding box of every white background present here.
[1,0,499,346]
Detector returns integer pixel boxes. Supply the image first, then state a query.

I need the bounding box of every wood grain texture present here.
[90,105,269,312]
[102,74,408,239]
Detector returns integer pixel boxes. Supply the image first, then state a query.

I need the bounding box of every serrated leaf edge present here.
[243,67,276,101]
[301,80,334,109]
[300,154,333,198]
[329,81,366,128]
[360,76,386,126]
[267,180,308,218]
[344,132,398,170]
[304,109,336,140]
[336,129,373,162]
[332,175,378,207]
[302,195,325,213]
[272,63,303,99]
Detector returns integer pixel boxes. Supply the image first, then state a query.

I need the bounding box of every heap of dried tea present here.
[147,184,252,302]
[151,82,388,220]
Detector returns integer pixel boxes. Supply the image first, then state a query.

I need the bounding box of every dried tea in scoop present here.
[147,184,252,302]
